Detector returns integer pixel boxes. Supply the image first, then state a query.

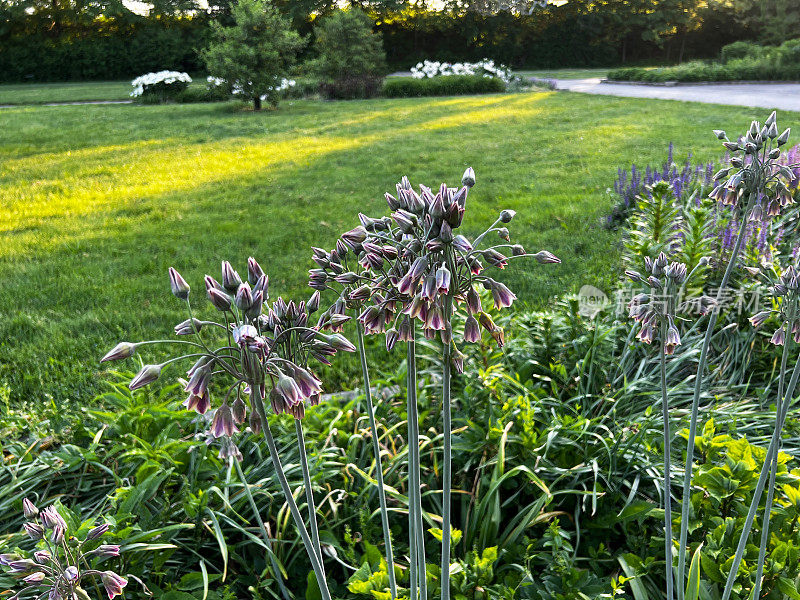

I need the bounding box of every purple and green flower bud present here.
[23,522,44,540]
[499,209,516,223]
[101,571,127,599]
[129,364,162,390]
[51,524,65,544]
[22,498,38,519]
[221,261,242,292]
[532,250,561,264]
[326,333,356,353]
[211,403,238,438]
[232,398,247,425]
[168,267,190,300]
[462,167,476,188]
[87,523,110,540]
[464,315,480,343]
[247,257,265,286]
[174,318,202,336]
[235,282,254,311]
[208,287,232,312]
[41,506,67,530]
[23,571,45,583]
[95,545,121,558]
[101,342,136,363]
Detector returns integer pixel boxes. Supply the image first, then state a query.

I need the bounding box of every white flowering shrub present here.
[207,75,297,101]
[410,59,515,84]
[130,71,192,101]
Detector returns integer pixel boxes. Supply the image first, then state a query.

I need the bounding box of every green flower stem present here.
[660,322,675,600]
[251,391,332,600]
[721,345,800,600]
[677,201,752,598]
[407,336,418,600]
[356,322,398,599]
[232,456,291,600]
[407,331,427,599]
[752,302,796,599]
[441,296,453,600]
[295,418,325,575]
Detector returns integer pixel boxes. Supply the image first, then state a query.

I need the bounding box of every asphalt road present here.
[552,78,800,112]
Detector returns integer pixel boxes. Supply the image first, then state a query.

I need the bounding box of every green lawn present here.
[516,68,610,79]
[0,80,207,104]
[1,90,795,405]
[0,80,133,104]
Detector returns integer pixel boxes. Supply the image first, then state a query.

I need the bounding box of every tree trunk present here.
[253,96,262,111]
[678,33,686,64]
[621,38,627,64]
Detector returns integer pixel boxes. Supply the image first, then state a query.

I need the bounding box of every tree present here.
[201,0,303,110]
[310,8,386,98]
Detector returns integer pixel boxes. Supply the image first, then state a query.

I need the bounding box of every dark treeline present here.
[0,0,794,82]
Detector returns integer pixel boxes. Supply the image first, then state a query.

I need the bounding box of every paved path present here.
[552,78,800,112]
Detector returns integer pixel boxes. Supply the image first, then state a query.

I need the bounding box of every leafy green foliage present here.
[382,76,505,98]
[309,9,386,100]
[201,0,304,109]
[609,38,800,82]
[684,419,800,599]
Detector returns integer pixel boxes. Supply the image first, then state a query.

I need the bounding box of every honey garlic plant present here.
[322,167,560,599]
[101,259,357,600]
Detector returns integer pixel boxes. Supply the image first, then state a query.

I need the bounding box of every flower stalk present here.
[295,418,325,574]
[440,294,453,600]
[251,390,333,600]
[355,321,398,598]
[659,319,675,600]
[231,456,291,600]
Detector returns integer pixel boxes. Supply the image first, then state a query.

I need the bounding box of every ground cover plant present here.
[3,90,798,409]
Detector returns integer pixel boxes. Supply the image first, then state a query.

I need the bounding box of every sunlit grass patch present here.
[0,91,796,405]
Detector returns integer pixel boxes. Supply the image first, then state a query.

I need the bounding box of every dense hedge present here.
[0,21,206,82]
[608,38,800,82]
[0,1,752,82]
[382,75,505,98]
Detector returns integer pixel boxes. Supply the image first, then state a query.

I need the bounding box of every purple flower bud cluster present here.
[750,265,800,346]
[309,168,559,369]
[1,500,128,600]
[626,252,689,355]
[708,113,795,219]
[102,258,355,456]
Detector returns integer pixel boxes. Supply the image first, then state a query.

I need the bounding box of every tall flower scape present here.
[93,167,560,599]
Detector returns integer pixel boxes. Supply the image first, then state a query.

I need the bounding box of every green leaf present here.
[306,571,323,600]
[686,544,703,600]
[777,578,800,600]
[617,555,648,600]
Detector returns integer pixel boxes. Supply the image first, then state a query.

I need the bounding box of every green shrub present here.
[606,67,648,81]
[200,0,304,110]
[309,8,386,100]
[609,55,800,83]
[720,40,763,63]
[176,85,229,103]
[320,76,383,100]
[382,75,505,98]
